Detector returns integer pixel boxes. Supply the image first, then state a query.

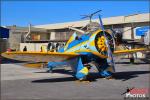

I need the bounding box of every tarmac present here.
[1,58,150,100]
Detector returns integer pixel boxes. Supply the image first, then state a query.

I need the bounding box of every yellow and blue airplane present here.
[2,12,148,81]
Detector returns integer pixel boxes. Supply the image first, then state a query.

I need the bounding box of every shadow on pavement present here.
[32,77,76,83]
[35,69,74,75]
[114,71,150,81]
[115,62,150,65]
[32,70,150,83]
[117,58,150,65]
[0,57,27,64]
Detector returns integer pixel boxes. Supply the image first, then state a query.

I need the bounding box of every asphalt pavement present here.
[1,58,150,100]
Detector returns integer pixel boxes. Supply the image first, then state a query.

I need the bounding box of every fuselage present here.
[57,29,114,65]
[59,29,113,57]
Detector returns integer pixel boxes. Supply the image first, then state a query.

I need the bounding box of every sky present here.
[1,0,149,26]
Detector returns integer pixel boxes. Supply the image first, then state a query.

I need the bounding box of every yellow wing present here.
[1,52,79,62]
[113,48,148,55]
[2,48,148,62]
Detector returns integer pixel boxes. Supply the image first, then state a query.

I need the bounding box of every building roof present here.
[34,13,150,30]
[6,26,47,33]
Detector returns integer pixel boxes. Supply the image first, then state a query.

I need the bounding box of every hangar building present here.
[1,13,150,53]
[34,13,149,41]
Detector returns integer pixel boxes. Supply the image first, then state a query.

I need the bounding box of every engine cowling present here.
[95,31,115,53]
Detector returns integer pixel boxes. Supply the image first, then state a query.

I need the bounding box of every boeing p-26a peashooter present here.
[2,10,147,81]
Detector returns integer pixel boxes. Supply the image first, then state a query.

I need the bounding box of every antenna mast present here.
[81,10,102,23]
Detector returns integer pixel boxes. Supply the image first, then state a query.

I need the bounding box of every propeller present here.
[110,26,137,42]
[98,14,115,72]
[110,26,139,49]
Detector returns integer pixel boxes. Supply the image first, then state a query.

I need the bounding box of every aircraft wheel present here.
[79,76,87,81]
[130,58,134,64]
[47,69,53,73]
[41,63,47,68]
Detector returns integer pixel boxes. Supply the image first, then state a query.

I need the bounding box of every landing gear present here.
[75,67,89,81]
[46,69,53,73]
[130,58,135,64]
[46,62,53,73]
[41,63,47,68]
[103,76,114,80]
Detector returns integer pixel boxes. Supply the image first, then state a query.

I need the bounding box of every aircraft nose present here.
[96,36,108,52]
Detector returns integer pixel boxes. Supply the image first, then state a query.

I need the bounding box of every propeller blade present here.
[98,14,115,72]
